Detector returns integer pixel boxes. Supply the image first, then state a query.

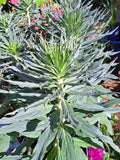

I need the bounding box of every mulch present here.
[102,79,120,137]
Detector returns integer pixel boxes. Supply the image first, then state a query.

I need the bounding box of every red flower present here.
[33,26,41,30]
[52,8,63,20]
[88,147,103,160]
[9,0,18,4]
[31,19,39,24]
[31,19,41,30]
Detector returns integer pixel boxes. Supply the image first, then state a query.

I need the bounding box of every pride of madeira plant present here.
[0,0,120,159]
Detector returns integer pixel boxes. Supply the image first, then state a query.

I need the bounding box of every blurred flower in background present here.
[88,146,103,160]
[9,0,18,5]
[52,7,63,20]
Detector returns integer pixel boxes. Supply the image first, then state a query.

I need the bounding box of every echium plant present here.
[0,0,120,159]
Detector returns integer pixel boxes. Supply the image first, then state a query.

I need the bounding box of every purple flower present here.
[88,147,103,160]
[101,97,109,102]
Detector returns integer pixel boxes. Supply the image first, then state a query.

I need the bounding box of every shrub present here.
[0,0,120,159]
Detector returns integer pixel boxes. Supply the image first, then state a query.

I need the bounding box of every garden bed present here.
[102,79,120,145]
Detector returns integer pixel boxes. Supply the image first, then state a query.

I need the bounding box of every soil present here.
[102,79,120,135]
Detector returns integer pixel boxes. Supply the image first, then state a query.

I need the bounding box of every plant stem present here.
[27,7,31,26]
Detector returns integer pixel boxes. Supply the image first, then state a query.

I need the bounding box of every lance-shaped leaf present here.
[59,125,76,160]
[72,101,120,113]
[62,100,120,152]
[0,104,53,124]
[73,136,104,149]
[12,138,35,156]
[74,146,87,160]
[3,79,40,88]
[78,116,120,153]
[0,135,10,153]
[1,156,23,160]
[32,108,62,160]
[0,119,45,138]
[0,89,42,97]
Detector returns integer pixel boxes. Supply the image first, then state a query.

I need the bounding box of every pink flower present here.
[33,26,41,30]
[31,19,41,30]
[31,19,39,24]
[52,8,63,20]
[9,0,18,4]
[88,147,103,160]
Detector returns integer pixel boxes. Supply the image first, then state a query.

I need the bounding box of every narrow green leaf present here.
[4,80,40,88]
[31,126,55,160]
[73,102,120,113]
[78,117,120,153]
[59,126,76,160]
[32,109,62,160]
[75,146,88,160]
[47,145,56,160]
[0,104,52,124]
[56,145,62,160]
[0,89,42,97]
[0,135,10,153]
[73,136,104,149]
[99,115,113,135]
[62,100,80,129]
[101,99,120,108]
[12,138,35,155]
[0,119,44,138]
[1,156,22,160]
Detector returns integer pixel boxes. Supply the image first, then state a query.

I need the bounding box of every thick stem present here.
[58,95,62,109]
[27,7,31,26]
